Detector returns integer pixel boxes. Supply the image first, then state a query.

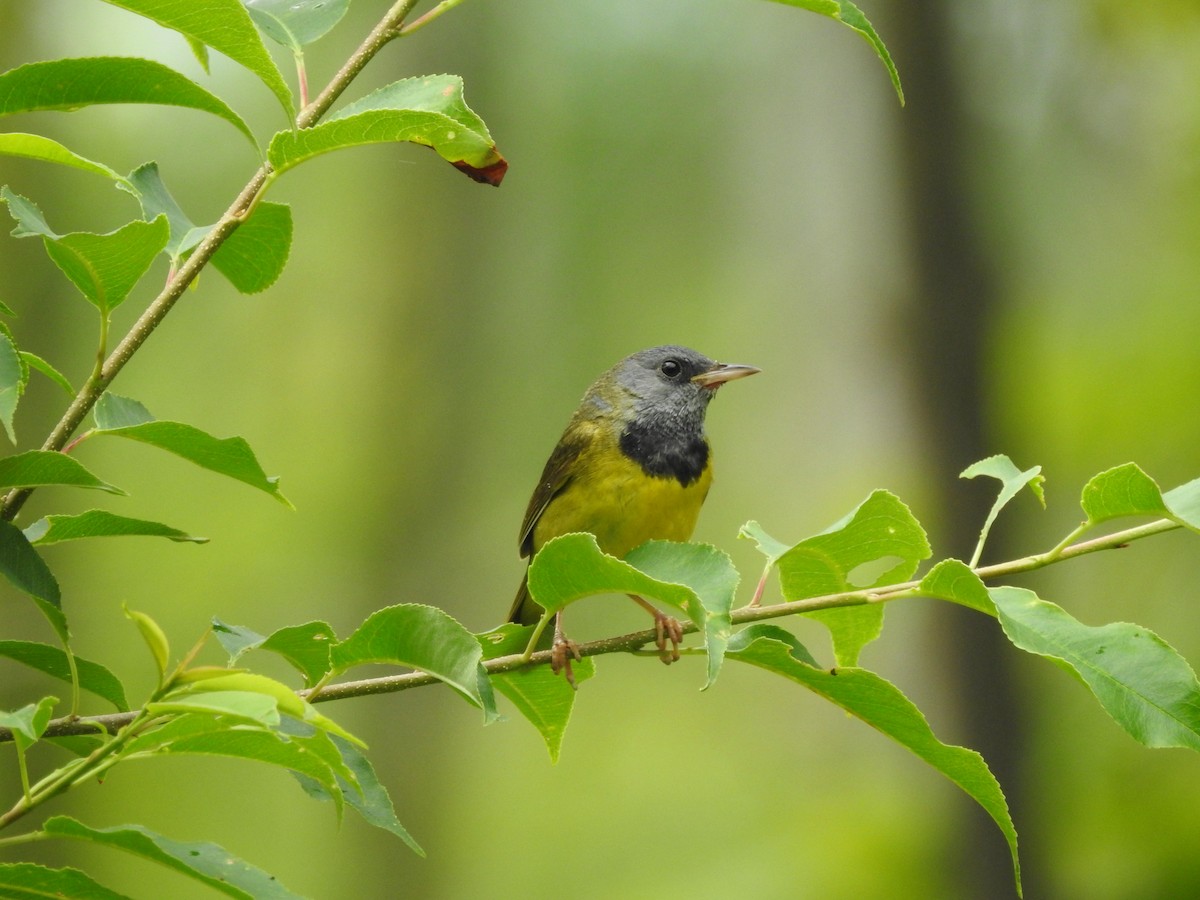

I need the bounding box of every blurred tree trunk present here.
[886,3,1030,897]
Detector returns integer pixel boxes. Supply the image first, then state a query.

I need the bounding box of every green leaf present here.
[0,695,58,752]
[268,75,508,185]
[992,586,1200,751]
[760,491,931,665]
[0,58,256,148]
[1,188,169,314]
[42,816,304,900]
[98,0,294,119]
[245,0,350,51]
[1163,476,1200,529]
[481,624,595,763]
[1077,463,1200,532]
[24,509,208,546]
[0,449,124,494]
[916,558,995,615]
[0,186,56,238]
[19,351,74,396]
[0,132,125,182]
[125,605,170,682]
[94,419,290,505]
[728,623,1021,896]
[93,392,154,429]
[0,328,22,443]
[260,620,337,686]
[0,520,65,640]
[766,0,903,104]
[147,689,278,725]
[961,455,1045,566]
[211,618,266,663]
[210,201,293,293]
[0,862,132,900]
[291,731,425,856]
[332,604,495,719]
[0,640,129,710]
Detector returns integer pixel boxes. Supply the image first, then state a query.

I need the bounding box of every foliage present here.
[0,1,1195,898]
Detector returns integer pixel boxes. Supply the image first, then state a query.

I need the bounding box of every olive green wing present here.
[519,424,597,558]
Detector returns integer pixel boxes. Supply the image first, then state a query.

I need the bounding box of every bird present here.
[508,345,760,684]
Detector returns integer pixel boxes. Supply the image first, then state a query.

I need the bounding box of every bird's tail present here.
[507,572,544,626]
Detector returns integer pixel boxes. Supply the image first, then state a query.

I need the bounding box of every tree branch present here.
[4,515,1180,743]
[0,0,424,522]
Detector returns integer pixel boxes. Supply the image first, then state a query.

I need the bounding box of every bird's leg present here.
[629,595,683,664]
[551,611,582,688]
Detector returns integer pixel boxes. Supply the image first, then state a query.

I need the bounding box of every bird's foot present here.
[631,595,683,665]
[551,618,582,689]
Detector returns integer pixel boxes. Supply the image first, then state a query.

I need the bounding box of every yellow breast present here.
[531,434,713,559]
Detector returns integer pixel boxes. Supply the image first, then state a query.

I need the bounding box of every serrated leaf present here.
[992,586,1200,751]
[94,392,154,429]
[0,58,256,148]
[0,328,22,443]
[0,186,57,238]
[0,449,124,494]
[766,0,903,104]
[98,0,294,119]
[917,559,995,615]
[0,695,58,752]
[961,454,1045,566]
[94,419,289,505]
[0,132,125,183]
[728,623,1020,896]
[268,74,508,185]
[331,604,495,719]
[19,351,74,396]
[42,816,304,900]
[292,731,425,855]
[0,640,129,710]
[211,618,266,663]
[246,0,350,51]
[210,201,292,293]
[481,623,595,763]
[0,520,64,636]
[124,605,170,681]
[764,491,930,666]
[24,509,208,546]
[0,862,132,900]
[260,620,336,686]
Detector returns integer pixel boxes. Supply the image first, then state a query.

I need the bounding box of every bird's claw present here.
[551,629,581,689]
[652,610,683,665]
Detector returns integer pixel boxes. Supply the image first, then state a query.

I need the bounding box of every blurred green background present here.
[2,1,1200,897]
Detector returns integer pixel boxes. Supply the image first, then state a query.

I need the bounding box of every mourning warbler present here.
[509,345,759,682]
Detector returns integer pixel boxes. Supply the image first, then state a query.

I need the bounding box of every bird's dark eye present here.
[660,359,682,378]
